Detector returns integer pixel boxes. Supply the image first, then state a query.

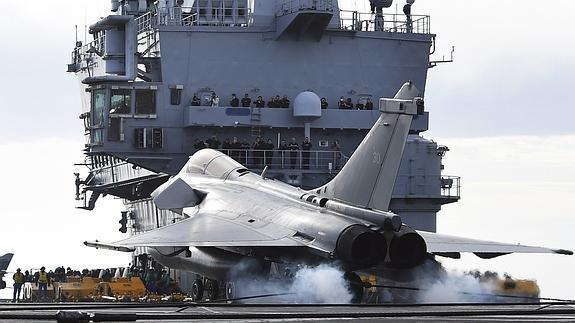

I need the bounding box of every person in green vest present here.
[12,268,24,302]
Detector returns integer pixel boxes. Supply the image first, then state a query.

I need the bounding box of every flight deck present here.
[1,301,575,322]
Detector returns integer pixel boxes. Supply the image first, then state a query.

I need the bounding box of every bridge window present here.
[91,89,106,127]
[135,89,156,115]
[170,87,182,105]
[90,89,106,145]
[110,89,131,114]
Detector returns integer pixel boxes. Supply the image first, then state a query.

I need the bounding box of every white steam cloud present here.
[416,270,495,303]
[230,263,353,304]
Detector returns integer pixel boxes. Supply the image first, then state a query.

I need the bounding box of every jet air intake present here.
[388,225,427,269]
[336,225,387,268]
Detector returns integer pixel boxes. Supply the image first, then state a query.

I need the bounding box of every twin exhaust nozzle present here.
[336,224,427,269]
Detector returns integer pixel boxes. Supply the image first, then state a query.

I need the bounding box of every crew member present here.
[365,97,374,110]
[331,140,342,170]
[254,96,265,108]
[206,135,221,149]
[320,97,328,109]
[211,94,220,107]
[230,94,239,107]
[240,138,251,163]
[221,138,232,155]
[280,95,290,108]
[288,138,299,169]
[230,137,241,161]
[191,94,201,106]
[403,1,413,33]
[278,139,288,168]
[37,266,50,301]
[302,137,312,169]
[264,139,274,167]
[12,268,24,303]
[241,93,252,107]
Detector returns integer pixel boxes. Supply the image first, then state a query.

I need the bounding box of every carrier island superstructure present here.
[68,0,460,296]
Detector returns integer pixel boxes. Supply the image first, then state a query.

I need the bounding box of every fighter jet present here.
[0,253,14,289]
[86,82,572,300]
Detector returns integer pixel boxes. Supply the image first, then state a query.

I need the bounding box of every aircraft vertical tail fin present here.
[0,253,14,271]
[315,82,421,211]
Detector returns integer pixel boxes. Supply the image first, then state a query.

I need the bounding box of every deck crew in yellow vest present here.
[36,266,50,301]
[12,268,24,302]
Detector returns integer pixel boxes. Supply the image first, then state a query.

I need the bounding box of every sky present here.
[0,0,574,300]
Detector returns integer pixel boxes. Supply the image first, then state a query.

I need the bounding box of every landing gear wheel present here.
[344,272,364,304]
[225,282,235,300]
[206,280,219,300]
[191,279,204,301]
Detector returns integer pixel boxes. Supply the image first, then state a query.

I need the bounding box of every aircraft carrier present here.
[63,0,475,303]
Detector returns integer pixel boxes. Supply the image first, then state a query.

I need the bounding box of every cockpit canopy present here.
[183,149,246,179]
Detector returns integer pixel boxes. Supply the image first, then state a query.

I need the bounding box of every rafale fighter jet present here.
[0,253,14,289]
[86,82,572,299]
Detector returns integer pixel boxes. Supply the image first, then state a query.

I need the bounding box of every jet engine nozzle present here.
[337,225,387,267]
[388,225,427,269]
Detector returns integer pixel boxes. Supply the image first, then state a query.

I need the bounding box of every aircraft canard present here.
[85,82,572,280]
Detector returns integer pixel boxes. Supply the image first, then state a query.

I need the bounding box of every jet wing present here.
[0,253,14,271]
[419,231,573,259]
[87,212,303,250]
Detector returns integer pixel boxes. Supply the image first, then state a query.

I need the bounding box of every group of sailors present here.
[11,266,55,302]
[338,96,374,110]
[10,264,177,302]
[194,135,341,170]
[190,92,374,110]
[191,93,291,109]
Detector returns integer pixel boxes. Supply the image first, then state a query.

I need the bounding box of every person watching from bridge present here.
[230,94,239,107]
[191,94,201,106]
[193,138,207,150]
[288,138,299,169]
[211,94,220,107]
[230,137,241,161]
[206,135,221,149]
[278,139,288,168]
[280,95,290,108]
[241,93,252,107]
[365,97,374,110]
[268,96,279,108]
[255,96,265,108]
[338,96,345,109]
[345,98,354,109]
[222,138,231,155]
[264,138,275,167]
[241,138,251,163]
[321,97,328,109]
[302,137,312,169]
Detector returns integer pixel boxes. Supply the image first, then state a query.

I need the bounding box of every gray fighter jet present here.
[0,253,14,289]
[86,82,572,299]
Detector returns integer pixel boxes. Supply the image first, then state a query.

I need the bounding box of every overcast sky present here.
[0,0,573,300]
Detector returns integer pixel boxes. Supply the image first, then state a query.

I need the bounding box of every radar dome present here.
[293,91,321,118]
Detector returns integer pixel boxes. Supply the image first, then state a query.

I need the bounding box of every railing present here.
[276,0,336,17]
[393,174,460,199]
[440,175,461,199]
[69,34,105,69]
[339,10,430,34]
[136,11,155,32]
[156,6,252,27]
[216,149,348,172]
